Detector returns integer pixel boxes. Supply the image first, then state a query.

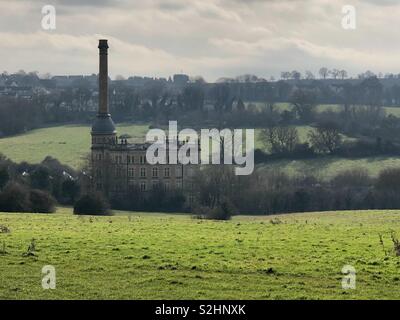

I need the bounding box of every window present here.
[128,180,136,187]
[164,182,170,191]
[152,167,158,178]
[140,167,146,178]
[140,182,147,192]
[116,168,123,177]
[127,155,131,164]
[152,181,159,190]
[128,168,134,177]
[176,181,182,189]
[164,167,170,178]
[140,155,145,164]
[175,166,182,178]
[116,155,122,164]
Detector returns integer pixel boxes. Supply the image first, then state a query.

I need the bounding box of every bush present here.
[376,168,400,192]
[193,200,236,221]
[331,168,371,189]
[61,179,80,203]
[30,189,56,213]
[0,182,31,212]
[0,166,9,190]
[74,193,111,216]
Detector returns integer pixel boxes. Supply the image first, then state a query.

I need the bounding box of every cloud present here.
[1,0,400,80]
[363,0,400,6]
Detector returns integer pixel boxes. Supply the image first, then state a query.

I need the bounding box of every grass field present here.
[0,208,400,299]
[258,156,400,179]
[0,123,399,177]
[0,123,306,168]
[248,102,400,116]
[0,124,149,169]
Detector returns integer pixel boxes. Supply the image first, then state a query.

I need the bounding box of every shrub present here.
[30,166,51,191]
[308,121,342,154]
[331,168,371,189]
[193,200,236,221]
[74,193,111,216]
[61,179,80,203]
[30,189,56,213]
[375,168,400,192]
[0,166,9,190]
[0,182,31,212]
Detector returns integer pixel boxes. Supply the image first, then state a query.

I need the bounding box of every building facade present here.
[91,40,188,198]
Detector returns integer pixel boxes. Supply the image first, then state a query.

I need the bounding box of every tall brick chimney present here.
[98,39,109,115]
[91,39,116,144]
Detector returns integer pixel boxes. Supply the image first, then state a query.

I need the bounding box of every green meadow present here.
[248,102,400,117]
[0,123,399,178]
[0,208,400,299]
[258,157,400,179]
[0,124,149,169]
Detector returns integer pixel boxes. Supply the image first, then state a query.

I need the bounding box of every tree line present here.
[192,166,400,217]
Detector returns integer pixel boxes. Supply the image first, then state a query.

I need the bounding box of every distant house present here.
[173,74,189,86]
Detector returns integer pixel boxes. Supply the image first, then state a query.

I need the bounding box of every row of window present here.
[93,137,115,145]
[116,155,146,164]
[116,167,182,178]
[128,181,182,192]
[96,181,183,192]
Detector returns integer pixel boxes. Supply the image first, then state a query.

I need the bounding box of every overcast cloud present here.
[1,0,400,81]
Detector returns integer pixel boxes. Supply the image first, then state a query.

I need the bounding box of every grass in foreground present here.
[0,208,400,299]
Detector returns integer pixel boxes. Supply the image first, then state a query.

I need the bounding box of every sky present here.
[1,0,400,81]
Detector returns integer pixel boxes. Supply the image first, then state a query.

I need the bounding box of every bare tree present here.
[305,70,315,80]
[358,70,376,80]
[291,70,301,81]
[319,67,329,80]
[281,71,291,80]
[331,69,340,79]
[339,70,348,80]
[260,126,300,154]
[290,89,317,122]
[193,166,237,209]
[309,121,342,154]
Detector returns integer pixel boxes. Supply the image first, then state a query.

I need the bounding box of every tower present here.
[91,39,116,193]
[91,39,117,147]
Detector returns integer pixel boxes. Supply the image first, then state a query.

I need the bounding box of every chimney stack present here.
[91,39,116,139]
[98,39,109,115]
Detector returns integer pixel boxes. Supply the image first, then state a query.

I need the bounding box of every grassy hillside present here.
[0,124,149,169]
[0,123,308,168]
[258,156,400,179]
[248,102,400,116]
[0,209,399,299]
[0,123,399,177]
